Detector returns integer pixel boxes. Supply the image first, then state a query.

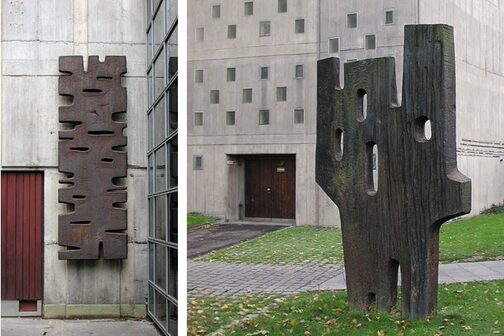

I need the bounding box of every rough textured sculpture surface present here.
[58,56,127,260]
[316,25,471,318]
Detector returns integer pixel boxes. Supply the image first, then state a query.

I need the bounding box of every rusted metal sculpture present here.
[316,25,471,319]
[58,56,128,260]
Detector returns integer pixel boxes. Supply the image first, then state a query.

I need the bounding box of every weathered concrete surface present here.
[188,223,288,258]
[1,318,161,336]
[1,0,148,317]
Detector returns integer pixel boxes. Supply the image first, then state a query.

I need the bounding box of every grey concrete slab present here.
[188,223,289,258]
[1,318,162,336]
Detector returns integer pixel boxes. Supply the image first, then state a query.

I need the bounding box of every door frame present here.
[243,154,296,222]
[1,169,45,317]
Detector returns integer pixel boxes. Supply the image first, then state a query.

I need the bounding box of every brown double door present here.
[245,155,295,220]
[1,172,43,313]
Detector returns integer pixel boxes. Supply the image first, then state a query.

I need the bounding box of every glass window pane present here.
[154,98,166,146]
[294,108,304,124]
[227,68,236,82]
[278,0,287,13]
[155,194,167,240]
[210,90,220,104]
[167,26,178,80]
[295,19,304,33]
[259,21,270,36]
[167,300,177,335]
[155,146,166,192]
[226,111,235,125]
[243,88,252,103]
[148,112,153,149]
[169,193,178,243]
[366,35,376,49]
[244,1,253,15]
[149,199,155,237]
[194,69,203,83]
[155,244,167,290]
[385,10,394,24]
[212,4,220,18]
[147,28,153,64]
[148,155,154,193]
[259,110,269,125]
[276,87,287,101]
[228,24,236,38]
[169,136,178,188]
[166,0,177,28]
[148,285,154,314]
[168,81,178,134]
[295,65,303,78]
[347,13,357,28]
[154,48,165,99]
[154,2,165,49]
[149,242,154,280]
[329,38,339,53]
[260,66,268,79]
[147,69,153,105]
[168,248,177,298]
[155,290,167,329]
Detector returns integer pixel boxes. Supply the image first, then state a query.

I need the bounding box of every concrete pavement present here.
[1,318,162,336]
[188,260,504,297]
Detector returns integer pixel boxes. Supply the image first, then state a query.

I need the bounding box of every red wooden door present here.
[1,172,43,303]
[245,156,295,219]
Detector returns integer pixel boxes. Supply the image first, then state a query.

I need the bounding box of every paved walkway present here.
[1,318,162,336]
[188,260,504,297]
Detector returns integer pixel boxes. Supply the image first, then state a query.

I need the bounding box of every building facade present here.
[0,0,177,335]
[188,0,504,226]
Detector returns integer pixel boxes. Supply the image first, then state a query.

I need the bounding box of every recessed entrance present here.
[244,155,296,220]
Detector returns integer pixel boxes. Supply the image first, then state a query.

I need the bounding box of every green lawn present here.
[197,226,344,264]
[440,213,504,263]
[198,213,504,264]
[188,281,504,336]
[187,212,220,228]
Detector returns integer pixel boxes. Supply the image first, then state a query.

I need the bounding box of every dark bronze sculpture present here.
[58,56,128,260]
[316,25,471,318]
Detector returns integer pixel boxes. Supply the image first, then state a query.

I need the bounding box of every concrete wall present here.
[419,0,504,214]
[187,0,340,225]
[1,0,148,317]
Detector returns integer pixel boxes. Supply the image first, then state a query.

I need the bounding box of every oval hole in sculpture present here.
[335,128,344,161]
[414,116,432,142]
[367,141,378,195]
[357,89,367,121]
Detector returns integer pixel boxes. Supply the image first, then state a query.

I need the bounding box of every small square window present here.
[243,88,253,103]
[347,13,357,28]
[329,38,339,53]
[212,5,221,18]
[294,108,304,124]
[260,66,269,80]
[295,19,305,34]
[244,1,253,16]
[227,67,236,82]
[295,65,304,78]
[276,87,287,101]
[195,27,204,41]
[278,0,287,13]
[194,112,203,126]
[194,69,204,83]
[259,110,270,125]
[365,35,376,49]
[228,24,236,39]
[385,10,394,24]
[193,156,203,170]
[226,111,235,125]
[210,90,220,104]
[259,21,271,37]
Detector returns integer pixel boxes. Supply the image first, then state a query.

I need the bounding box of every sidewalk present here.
[188,260,504,297]
[1,318,162,336]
